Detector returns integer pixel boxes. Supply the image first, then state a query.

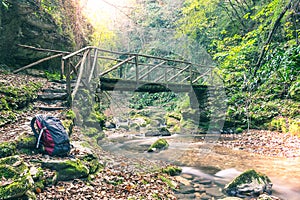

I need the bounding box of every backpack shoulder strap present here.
[30,116,38,137]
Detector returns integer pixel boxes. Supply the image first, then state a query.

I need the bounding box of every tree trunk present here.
[254,0,294,76]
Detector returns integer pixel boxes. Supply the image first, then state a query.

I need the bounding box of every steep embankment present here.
[0,0,91,68]
[0,72,180,199]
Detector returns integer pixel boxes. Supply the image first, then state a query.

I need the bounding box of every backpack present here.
[30,115,71,156]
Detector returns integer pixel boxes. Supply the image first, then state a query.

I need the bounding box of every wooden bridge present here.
[14,45,215,107]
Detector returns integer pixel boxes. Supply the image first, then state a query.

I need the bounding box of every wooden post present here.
[65,59,72,107]
[135,55,139,87]
[88,48,98,83]
[189,65,193,85]
[165,66,169,89]
[148,65,150,81]
[61,57,65,80]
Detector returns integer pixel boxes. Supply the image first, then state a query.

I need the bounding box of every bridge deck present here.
[100,77,208,93]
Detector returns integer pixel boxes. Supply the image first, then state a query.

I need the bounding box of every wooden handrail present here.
[13,53,63,73]
[63,46,92,60]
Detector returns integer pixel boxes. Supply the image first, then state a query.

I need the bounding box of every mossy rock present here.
[162,166,182,176]
[0,142,16,158]
[148,138,169,152]
[16,135,40,155]
[166,117,179,128]
[41,159,89,181]
[224,169,272,197]
[81,154,103,174]
[0,155,34,199]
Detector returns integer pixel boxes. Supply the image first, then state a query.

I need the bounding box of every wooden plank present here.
[135,56,139,85]
[100,56,136,76]
[13,53,63,73]
[139,61,166,80]
[99,77,208,93]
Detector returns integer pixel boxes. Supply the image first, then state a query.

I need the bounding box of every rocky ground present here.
[0,74,180,199]
[217,130,300,158]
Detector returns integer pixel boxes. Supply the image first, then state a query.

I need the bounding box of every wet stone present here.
[206,187,225,198]
[197,179,212,185]
[200,193,212,200]
[181,173,194,180]
[176,194,196,199]
[195,187,206,193]
[179,185,196,194]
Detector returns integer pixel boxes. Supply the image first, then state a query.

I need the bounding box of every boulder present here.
[147,138,169,152]
[41,142,103,181]
[145,127,171,137]
[145,131,161,137]
[0,155,34,199]
[105,121,116,129]
[224,169,272,198]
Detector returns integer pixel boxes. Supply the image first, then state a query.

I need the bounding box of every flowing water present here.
[100,132,300,199]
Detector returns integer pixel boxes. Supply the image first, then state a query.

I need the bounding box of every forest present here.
[0,0,299,199]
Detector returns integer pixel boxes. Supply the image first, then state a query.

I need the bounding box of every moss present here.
[0,156,33,199]
[16,135,36,149]
[84,127,100,137]
[62,119,74,136]
[158,175,176,189]
[148,138,169,152]
[42,159,89,181]
[65,109,76,120]
[161,166,182,176]
[0,141,16,158]
[0,180,31,199]
[235,127,243,134]
[166,112,182,121]
[0,165,17,179]
[173,124,181,132]
[82,154,103,174]
[166,117,179,127]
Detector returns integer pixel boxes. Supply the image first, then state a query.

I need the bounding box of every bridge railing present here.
[61,46,213,105]
[13,44,214,106]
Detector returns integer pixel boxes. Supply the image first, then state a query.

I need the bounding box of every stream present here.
[99,132,300,199]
